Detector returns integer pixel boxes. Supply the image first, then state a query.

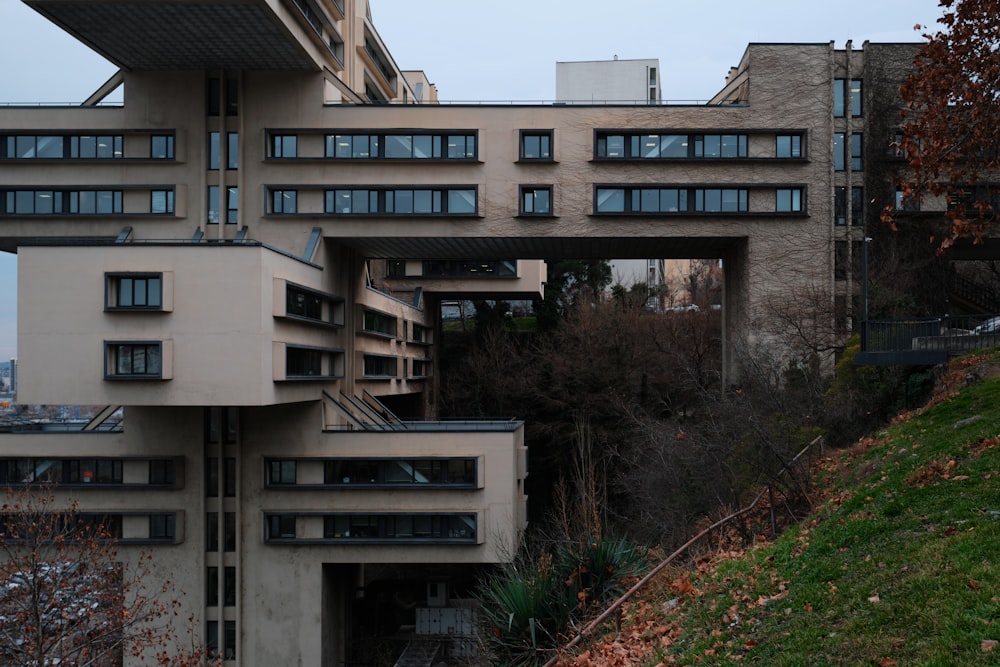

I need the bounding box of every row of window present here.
[0,458,176,486]
[1,190,174,215]
[266,457,477,487]
[318,132,477,160]
[0,512,178,543]
[1,134,174,160]
[262,130,806,162]
[595,187,805,214]
[265,186,807,216]
[264,512,477,543]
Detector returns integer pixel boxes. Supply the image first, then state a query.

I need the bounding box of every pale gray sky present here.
[0,0,947,359]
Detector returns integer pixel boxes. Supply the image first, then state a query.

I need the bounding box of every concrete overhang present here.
[24,0,319,71]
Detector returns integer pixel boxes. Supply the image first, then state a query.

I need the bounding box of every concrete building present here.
[556,57,662,104]
[0,0,928,661]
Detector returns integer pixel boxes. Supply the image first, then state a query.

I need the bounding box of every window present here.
[323,458,477,486]
[421,260,517,277]
[324,187,477,215]
[224,621,236,661]
[209,132,220,170]
[362,310,396,336]
[286,286,322,320]
[149,459,175,485]
[835,240,848,280]
[227,132,239,169]
[363,354,397,378]
[151,190,175,214]
[224,512,236,551]
[776,188,803,212]
[105,342,162,378]
[595,132,747,159]
[270,134,297,158]
[520,185,552,215]
[106,273,162,310]
[267,514,296,540]
[224,458,236,497]
[224,566,236,606]
[206,622,219,658]
[851,187,864,226]
[595,187,747,213]
[207,567,219,606]
[268,460,296,485]
[1,190,122,215]
[284,345,343,379]
[317,513,478,542]
[1,134,123,159]
[834,187,847,226]
[206,459,219,497]
[270,189,297,214]
[834,133,846,171]
[519,131,552,160]
[850,79,863,116]
[896,188,920,212]
[851,133,863,171]
[208,186,238,223]
[833,79,846,117]
[148,513,176,541]
[0,459,127,485]
[326,132,477,160]
[776,135,802,158]
[206,512,219,551]
[151,135,174,159]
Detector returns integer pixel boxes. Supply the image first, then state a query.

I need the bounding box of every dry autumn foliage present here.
[0,485,217,666]
[890,0,1000,248]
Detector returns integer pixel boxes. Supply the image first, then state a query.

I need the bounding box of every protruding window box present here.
[105,272,173,312]
[274,278,344,328]
[274,343,344,381]
[263,512,482,545]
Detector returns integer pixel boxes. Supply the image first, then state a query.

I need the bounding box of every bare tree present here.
[0,486,216,667]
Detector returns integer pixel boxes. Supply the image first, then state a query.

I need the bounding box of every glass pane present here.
[385,135,412,158]
[604,135,625,158]
[659,135,687,158]
[209,132,220,169]
[448,189,476,213]
[412,135,433,159]
[641,135,659,158]
[597,188,625,212]
[37,136,63,158]
[833,79,845,117]
[228,133,239,168]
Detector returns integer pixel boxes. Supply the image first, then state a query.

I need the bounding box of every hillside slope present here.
[567,353,1000,666]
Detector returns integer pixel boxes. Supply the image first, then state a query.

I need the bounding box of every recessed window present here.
[596,132,746,159]
[851,133,863,171]
[835,187,847,226]
[317,513,477,542]
[208,186,238,224]
[851,187,864,226]
[776,135,802,158]
[151,190,174,214]
[834,133,846,171]
[151,135,174,159]
[0,189,122,215]
[148,459,175,485]
[519,131,553,160]
[270,134,297,158]
[776,188,803,212]
[267,514,296,540]
[209,132,220,170]
[421,260,517,277]
[283,283,343,326]
[834,79,846,117]
[1,134,123,159]
[322,458,476,486]
[268,460,297,485]
[106,273,162,310]
[227,132,239,169]
[850,79,863,117]
[362,354,397,379]
[362,309,396,337]
[284,345,343,379]
[148,513,176,541]
[519,185,552,216]
[270,189,297,214]
[105,341,163,379]
[595,187,747,213]
[324,187,477,215]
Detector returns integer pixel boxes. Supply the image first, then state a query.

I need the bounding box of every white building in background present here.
[556,57,661,104]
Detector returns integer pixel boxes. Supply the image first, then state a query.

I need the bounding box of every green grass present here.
[638,355,1000,666]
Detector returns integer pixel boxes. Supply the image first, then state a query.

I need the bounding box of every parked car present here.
[973,316,1000,335]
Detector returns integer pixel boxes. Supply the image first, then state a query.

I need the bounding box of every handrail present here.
[545,434,824,666]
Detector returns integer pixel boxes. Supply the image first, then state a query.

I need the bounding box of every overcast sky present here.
[0,0,947,359]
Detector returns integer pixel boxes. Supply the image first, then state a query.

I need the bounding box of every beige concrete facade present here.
[0,0,926,663]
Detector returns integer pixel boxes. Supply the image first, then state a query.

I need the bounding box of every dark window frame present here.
[104,341,164,379]
[105,272,164,311]
[519,130,554,161]
[519,184,553,216]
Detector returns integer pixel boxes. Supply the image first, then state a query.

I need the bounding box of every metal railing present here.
[861,314,1000,356]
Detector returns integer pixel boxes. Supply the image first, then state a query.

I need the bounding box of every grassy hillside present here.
[569,353,1000,666]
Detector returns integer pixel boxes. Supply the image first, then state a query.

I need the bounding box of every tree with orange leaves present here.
[892,0,1000,249]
